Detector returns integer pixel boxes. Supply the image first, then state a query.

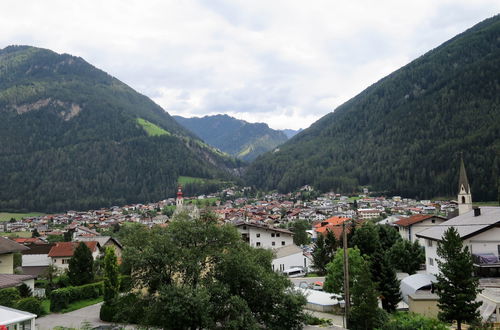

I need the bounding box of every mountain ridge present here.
[245,15,500,201]
[0,45,241,212]
[173,114,288,161]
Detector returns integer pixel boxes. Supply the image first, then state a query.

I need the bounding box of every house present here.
[76,236,123,262]
[48,241,101,270]
[0,237,36,291]
[0,237,29,274]
[417,206,500,276]
[272,244,311,272]
[393,214,447,243]
[21,242,54,277]
[357,208,382,220]
[0,305,36,329]
[313,216,350,241]
[235,222,294,248]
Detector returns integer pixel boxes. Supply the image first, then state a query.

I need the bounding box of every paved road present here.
[36,302,131,330]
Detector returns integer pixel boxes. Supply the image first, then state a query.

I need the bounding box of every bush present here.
[17,283,32,297]
[50,282,103,312]
[111,293,145,324]
[379,312,448,330]
[16,297,44,316]
[99,303,116,322]
[119,275,132,292]
[0,287,21,307]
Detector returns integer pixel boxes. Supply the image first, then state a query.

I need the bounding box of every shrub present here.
[0,287,21,307]
[16,297,44,316]
[119,275,132,292]
[99,303,116,322]
[17,283,33,297]
[50,282,103,312]
[379,312,448,330]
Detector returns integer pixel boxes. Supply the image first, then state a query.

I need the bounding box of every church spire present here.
[458,155,472,215]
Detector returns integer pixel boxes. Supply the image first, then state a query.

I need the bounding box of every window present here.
[272,242,276,246]
[256,233,260,238]
[462,196,466,204]
[256,242,261,247]
[431,219,436,223]
[282,241,285,246]
[271,233,275,237]
[429,258,434,266]
[62,258,70,264]
[427,239,433,247]
[276,233,280,237]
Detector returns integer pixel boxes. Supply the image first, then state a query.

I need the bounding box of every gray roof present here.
[273,244,303,258]
[400,273,436,304]
[0,237,29,254]
[75,236,123,249]
[0,274,36,289]
[459,157,471,194]
[416,207,500,241]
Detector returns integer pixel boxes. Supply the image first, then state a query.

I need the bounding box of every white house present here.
[235,222,294,249]
[393,214,447,244]
[417,206,500,275]
[272,244,311,272]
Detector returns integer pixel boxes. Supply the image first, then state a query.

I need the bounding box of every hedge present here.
[0,287,21,308]
[50,281,103,312]
[16,297,44,316]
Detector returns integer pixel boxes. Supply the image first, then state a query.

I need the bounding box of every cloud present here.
[0,0,499,129]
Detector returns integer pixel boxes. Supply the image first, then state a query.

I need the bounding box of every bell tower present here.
[176,185,184,208]
[458,155,472,215]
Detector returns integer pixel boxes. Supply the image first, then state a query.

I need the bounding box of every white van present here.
[282,267,306,278]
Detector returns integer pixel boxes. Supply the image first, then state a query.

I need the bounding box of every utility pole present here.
[342,220,350,329]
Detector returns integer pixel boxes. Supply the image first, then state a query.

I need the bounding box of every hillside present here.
[173,114,288,161]
[245,15,500,201]
[0,46,241,212]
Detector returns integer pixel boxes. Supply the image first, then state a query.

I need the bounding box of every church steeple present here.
[458,155,472,215]
[176,185,184,208]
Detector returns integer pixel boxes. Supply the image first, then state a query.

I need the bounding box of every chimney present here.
[473,207,481,217]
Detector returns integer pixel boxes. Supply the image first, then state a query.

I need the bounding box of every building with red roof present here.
[48,241,100,270]
[393,214,447,243]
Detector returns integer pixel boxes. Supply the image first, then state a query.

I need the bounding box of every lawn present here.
[41,296,104,314]
[136,118,170,137]
[473,201,499,206]
[0,231,32,238]
[0,212,45,222]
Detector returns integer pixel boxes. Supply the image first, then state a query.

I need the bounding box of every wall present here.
[237,226,293,249]
[408,295,440,318]
[272,252,310,272]
[0,253,14,274]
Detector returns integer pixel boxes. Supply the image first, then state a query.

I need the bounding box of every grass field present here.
[0,212,45,222]
[0,231,32,238]
[136,118,171,137]
[473,201,500,206]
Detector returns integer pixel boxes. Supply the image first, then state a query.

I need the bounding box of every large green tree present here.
[68,242,94,286]
[350,222,381,256]
[290,220,311,246]
[103,247,120,303]
[388,239,425,274]
[435,227,481,330]
[120,216,307,329]
[324,247,366,296]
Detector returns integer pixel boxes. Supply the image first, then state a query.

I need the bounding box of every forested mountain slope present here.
[174,114,288,161]
[0,46,241,212]
[245,15,500,201]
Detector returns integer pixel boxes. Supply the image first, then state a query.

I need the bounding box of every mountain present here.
[173,114,288,161]
[281,128,303,139]
[245,15,500,201]
[0,45,241,212]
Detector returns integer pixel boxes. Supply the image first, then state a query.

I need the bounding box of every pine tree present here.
[348,261,387,330]
[311,234,330,275]
[68,242,94,286]
[374,252,401,312]
[435,227,481,330]
[103,246,120,303]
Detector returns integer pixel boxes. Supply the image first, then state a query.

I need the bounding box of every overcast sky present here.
[1,1,499,130]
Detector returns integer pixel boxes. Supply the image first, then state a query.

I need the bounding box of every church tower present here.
[458,156,472,215]
[176,185,184,208]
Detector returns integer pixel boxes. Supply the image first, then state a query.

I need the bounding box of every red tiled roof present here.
[393,215,445,227]
[314,216,349,228]
[48,241,98,257]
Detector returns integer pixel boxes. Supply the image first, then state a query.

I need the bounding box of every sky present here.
[1,1,499,130]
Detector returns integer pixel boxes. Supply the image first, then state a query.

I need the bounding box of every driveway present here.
[36,302,131,329]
